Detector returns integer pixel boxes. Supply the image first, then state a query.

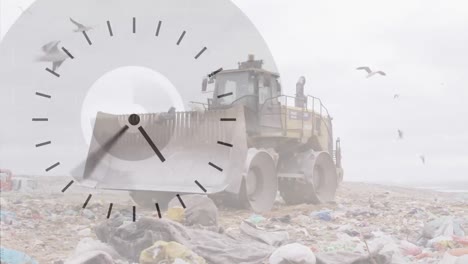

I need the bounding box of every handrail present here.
[189,101,208,110]
[305,95,333,148]
[260,94,330,117]
[307,95,331,118]
[260,94,333,150]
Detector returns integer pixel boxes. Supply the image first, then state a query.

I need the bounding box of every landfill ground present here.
[0,176,467,263]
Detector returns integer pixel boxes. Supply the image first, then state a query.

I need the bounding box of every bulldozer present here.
[75,55,343,212]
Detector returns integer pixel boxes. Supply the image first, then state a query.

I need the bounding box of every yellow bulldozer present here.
[74,55,343,212]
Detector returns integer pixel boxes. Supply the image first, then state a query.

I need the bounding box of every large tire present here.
[279,151,338,205]
[129,191,174,210]
[242,149,278,212]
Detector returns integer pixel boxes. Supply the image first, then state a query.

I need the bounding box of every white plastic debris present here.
[269,243,316,264]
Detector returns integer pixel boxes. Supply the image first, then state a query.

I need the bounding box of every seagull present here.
[419,155,426,165]
[36,41,68,71]
[70,17,93,32]
[356,67,386,78]
[394,94,400,99]
[397,130,404,139]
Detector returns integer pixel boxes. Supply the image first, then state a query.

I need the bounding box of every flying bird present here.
[397,130,404,139]
[36,41,68,71]
[70,17,93,32]
[394,94,400,99]
[419,155,426,165]
[356,67,386,78]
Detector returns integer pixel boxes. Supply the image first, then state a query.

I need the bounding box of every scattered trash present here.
[0,247,38,264]
[453,235,468,246]
[343,230,360,237]
[315,249,393,264]
[167,195,220,231]
[0,210,16,225]
[1,178,466,264]
[0,169,13,191]
[421,216,465,240]
[64,209,78,216]
[82,209,95,220]
[269,243,316,264]
[271,214,292,223]
[64,238,123,264]
[240,221,289,246]
[428,236,456,250]
[0,170,38,192]
[247,214,267,224]
[312,210,333,221]
[95,216,274,264]
[11,177,38,192]
[181,195,218,228]
[439,252,468,264]
[320,233,363,253]
[400,240,422,256]
[75,238,122,259]
[78,228,91,237]
[167,206,185,223]
[65,250,115,264]
[139,241,206,264]
[448,247,468,257]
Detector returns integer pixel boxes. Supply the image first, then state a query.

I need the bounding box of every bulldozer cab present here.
[206,56,282,136]
[209,69,280,112]
[211,71,255,107]
[205,56,333,152]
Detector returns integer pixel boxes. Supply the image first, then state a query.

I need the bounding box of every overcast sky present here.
[231,0,468,186]
[1,0,467,187]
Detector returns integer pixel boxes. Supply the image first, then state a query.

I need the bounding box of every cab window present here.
[214,72,251,105]
[258,75,273,104]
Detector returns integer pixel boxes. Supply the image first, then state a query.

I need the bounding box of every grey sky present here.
[233,0,468,185]
[1,0,467,185]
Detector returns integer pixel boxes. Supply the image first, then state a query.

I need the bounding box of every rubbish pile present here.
[0,169,38,192]
[0,247,38,264]
[62,191,468,264]
[0,180,467,263]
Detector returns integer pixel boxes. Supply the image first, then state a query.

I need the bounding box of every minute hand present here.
[138,126,166,162]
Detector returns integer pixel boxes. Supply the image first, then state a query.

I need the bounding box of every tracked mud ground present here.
[1,178,467,263]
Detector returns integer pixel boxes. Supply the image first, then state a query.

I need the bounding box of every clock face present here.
[0,0,278,218]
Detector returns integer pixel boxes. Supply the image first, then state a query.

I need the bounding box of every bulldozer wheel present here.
[242,149,278,212]
[129,191,174,210]
[279,151,338,205]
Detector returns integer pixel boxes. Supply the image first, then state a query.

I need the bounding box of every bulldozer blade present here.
[73,105,248,195]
